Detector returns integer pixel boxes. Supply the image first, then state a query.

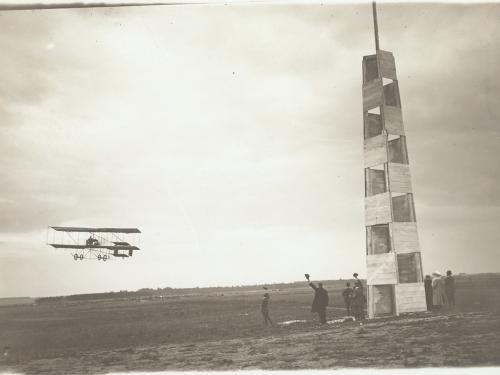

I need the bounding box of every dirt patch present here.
[2,311,500,373]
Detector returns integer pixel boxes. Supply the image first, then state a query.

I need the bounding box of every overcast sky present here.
[0,2,499,298]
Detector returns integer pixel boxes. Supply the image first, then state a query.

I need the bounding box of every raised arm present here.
[305,273,317,289]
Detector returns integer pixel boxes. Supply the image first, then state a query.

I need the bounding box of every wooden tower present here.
[363,2,427,318]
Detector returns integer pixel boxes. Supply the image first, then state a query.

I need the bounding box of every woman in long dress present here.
[432,271,448,310]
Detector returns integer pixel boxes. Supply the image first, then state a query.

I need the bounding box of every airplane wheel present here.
[73,254,78,261]
[103,255,108,262]
[79,254,84,260]
[97,254,102,261]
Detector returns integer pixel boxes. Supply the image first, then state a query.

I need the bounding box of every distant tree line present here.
[34,280,352,304]
[34,274,498,305]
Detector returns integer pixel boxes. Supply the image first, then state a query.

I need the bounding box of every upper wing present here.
[50,227,141,234]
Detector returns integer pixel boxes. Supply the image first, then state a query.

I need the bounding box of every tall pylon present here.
[362,2,427,318]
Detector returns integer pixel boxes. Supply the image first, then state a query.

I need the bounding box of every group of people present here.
[424,270,456,310]
[261,272,366,326]
[261,270,456,327]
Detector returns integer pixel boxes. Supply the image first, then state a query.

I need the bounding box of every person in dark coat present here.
[261,293,274,326]
[353,273,363,290]
[349,273,366,320]
[424,275,433,311]
[445,270,456,308]
[351,286,366,322]
[342,282,353,315]
[305,274,329,324]
[432,271,447,309]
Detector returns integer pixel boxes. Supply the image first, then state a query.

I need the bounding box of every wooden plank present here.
[366,252,397,285]
[383,105,404,135]
[395,283,427,313]
[372,285,394,316]
[366,168,386,196]
[363,54,379,84]
[397,252,423,283]
[364,113,383,139]
[377,50,397,80]
[363,78,383,111]
[388,137,408,164]
[388,163,412,193]
[383,81,401,108]
[368,285,374,318]
[392,194,415,222]
[365,192,392,226]
[391,222,420,253]
[364,134,387,168]
[367,224,391,254]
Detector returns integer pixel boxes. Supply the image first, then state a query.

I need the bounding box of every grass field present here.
[1,276,499,373]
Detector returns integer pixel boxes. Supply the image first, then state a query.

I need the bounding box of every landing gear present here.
[96,254,109,261]
[74,254,79,261]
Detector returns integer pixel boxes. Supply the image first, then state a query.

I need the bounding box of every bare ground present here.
[3,310,500,374]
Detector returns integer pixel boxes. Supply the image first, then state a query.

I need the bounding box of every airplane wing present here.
[50,227,141,234]
[48,244,140,250]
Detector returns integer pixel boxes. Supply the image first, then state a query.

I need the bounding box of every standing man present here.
[424,275,433,311]
[445,270,456,308]
[305,274,329,325]
[342,282,353,316]
[261,293,274,326]
[353,273,363,290]
[352,272,366,318]
[351,285,365,322]
[432,271,447,310]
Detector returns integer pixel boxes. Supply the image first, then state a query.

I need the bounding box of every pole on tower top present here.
[372,1,380,51]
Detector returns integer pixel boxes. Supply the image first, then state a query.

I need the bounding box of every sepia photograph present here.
[0,0,499,373]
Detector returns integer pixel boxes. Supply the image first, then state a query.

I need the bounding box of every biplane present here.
[47,226,141,261]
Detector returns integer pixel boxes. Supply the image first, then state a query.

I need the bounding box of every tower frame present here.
[362,3,427,318]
